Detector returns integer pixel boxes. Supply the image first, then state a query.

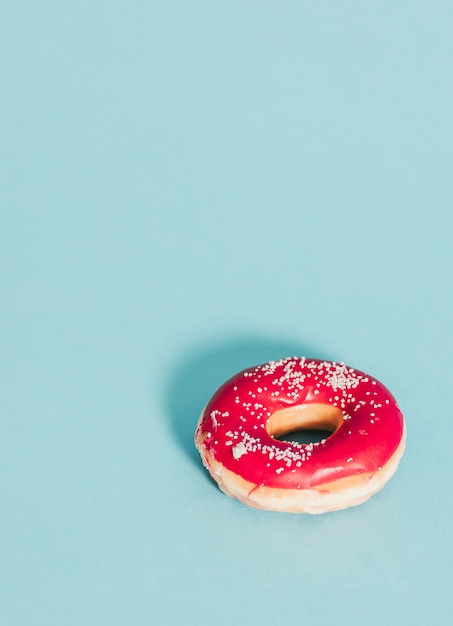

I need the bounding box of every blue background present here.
[1,2,452,624]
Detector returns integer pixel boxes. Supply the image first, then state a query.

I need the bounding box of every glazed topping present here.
[197,357,404,489]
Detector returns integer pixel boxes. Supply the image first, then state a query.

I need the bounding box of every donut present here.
[194,357,406,514]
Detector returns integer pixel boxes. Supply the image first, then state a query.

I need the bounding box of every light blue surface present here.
[1,2,452,624]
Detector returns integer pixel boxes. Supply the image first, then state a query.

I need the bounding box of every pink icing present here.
[196,357,404,490]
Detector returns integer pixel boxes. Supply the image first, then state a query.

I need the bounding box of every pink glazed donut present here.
[195,357,406,514]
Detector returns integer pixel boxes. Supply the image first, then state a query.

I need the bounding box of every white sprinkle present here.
[232,442,247,459]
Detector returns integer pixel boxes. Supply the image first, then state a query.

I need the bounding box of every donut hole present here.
[266,403,344,444]
[276,427,335,445]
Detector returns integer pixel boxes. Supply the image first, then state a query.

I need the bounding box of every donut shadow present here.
[164,334,335,470]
